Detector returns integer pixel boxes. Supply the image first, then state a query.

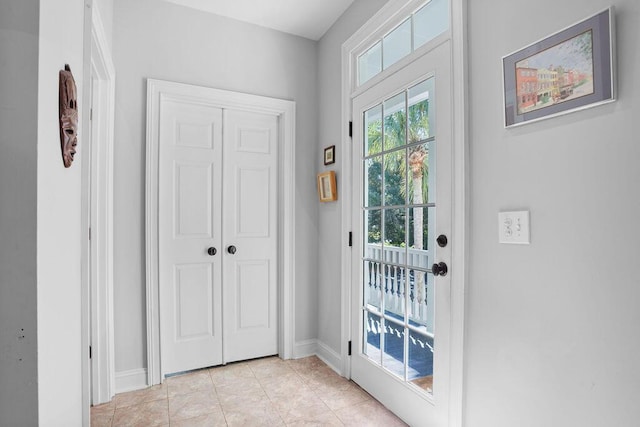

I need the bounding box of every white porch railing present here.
[365,244,433,332]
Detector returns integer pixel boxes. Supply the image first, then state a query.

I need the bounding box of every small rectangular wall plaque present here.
[317,171,337,202]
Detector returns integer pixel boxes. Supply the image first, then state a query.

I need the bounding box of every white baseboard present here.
[293,339,318,359]
[115,368,148,394]
[316,340,342,375]
[112,341,340,395]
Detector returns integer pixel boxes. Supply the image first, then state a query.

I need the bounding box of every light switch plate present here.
[498,211,530,244]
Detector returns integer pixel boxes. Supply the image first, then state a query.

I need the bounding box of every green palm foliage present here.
[366,93,430,250]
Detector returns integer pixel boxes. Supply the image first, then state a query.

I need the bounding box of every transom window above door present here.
[357,0,449,86]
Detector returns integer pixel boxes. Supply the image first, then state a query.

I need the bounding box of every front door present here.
[158,99,278,375]
[350,41,453,426]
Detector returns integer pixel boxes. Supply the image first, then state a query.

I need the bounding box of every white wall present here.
[465,1,640,426]
[112,0,319,375]
[37,0,86,424]
[316,0,388,358]
[317,0,640,424]
[0,1,39,425]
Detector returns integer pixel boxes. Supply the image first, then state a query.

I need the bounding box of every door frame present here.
[145,79,296,385]
[81,0,117,412]
[340,0,467,425]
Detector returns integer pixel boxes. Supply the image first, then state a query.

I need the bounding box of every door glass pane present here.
[364,311,382,364]
[359,41,382,85]
[407,142,433,205]
[408,78,434,141]
[383,207,406,262]
[408,329,434,393]
[383,18,412,70]
[383,266,406,320]
[426,140,436,204]
[364,261,382,311]
[382,318,405,378]
[408,269,433,334]
[408,264,435,395]
[364,105,382,156]
[361,77,435,395]
[366,209,382,256]
[414,0,449,49]
[384,93,406,151]
[383,150,406,206]
[408,207,431,269]
[365,156,382,207]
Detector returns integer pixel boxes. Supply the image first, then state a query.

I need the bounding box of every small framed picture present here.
[502,8,615,127]
[324,145,335,165]
[317,171,337,202]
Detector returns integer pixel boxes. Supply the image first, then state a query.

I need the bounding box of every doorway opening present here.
[82,2,117,416]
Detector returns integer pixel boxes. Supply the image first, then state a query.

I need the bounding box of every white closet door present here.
[222,109,279,363]
[159,100,223,374]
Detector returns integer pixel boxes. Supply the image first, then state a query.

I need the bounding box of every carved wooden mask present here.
[59,64,78,168]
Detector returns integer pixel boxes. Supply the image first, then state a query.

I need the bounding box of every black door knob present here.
[436,234,448,248]
[207,247,217,256]
[227,245,237,255]
[432,262,448,277]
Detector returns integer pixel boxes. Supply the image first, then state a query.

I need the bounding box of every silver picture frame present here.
[502,7,615,128]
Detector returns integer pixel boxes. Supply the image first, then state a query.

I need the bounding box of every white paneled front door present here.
[158,99,278,376]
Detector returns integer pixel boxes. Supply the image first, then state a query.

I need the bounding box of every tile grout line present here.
[208,364,230,427]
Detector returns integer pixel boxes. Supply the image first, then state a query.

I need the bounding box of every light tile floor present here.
[91,356,407,426]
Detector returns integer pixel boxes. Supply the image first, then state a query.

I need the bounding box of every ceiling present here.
[164,0,357,40]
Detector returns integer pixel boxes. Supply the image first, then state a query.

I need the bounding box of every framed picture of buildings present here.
[502,8,615,128]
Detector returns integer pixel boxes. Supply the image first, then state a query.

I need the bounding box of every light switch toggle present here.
[498,211,530,244]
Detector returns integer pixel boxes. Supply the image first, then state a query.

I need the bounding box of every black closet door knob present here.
[431,262,448,277]
[207,247,217,256]
[227,245,237,255]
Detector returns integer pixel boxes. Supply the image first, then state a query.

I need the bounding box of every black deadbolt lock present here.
[436,234,448,248]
